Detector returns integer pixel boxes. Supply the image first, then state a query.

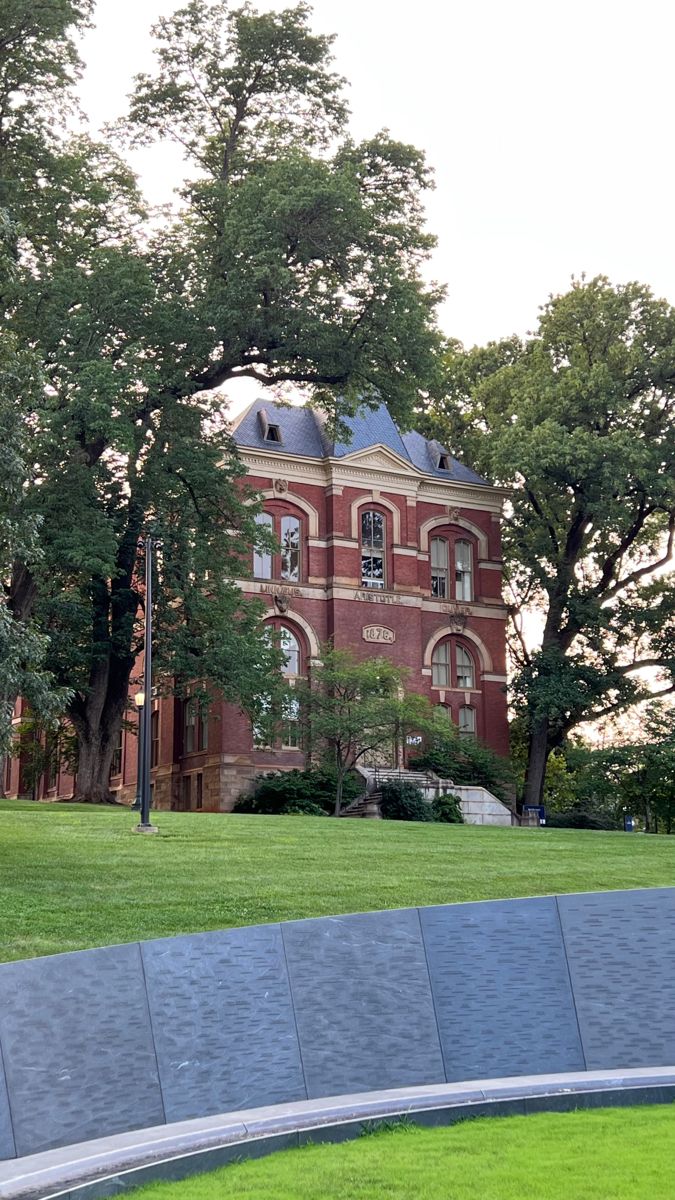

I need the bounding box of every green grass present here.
[0,799,673,962]
[126,1106,675,1199]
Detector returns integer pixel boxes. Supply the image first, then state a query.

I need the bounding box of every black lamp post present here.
[134,535,158,834]
[131,691,145,812]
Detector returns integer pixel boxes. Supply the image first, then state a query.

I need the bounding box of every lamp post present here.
[131,691,145,811]
[134,534,158,834]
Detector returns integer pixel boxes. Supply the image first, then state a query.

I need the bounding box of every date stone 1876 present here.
[362,625,396,645]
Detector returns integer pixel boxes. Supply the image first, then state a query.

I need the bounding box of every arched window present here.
[253,512,273,579]
[252,510,303,582]
[431,640,477,689]
[455,540,473,601]
[430,537,448,598]
[456,644,475,688]
[253,624,303,750]
[431,641,450,687]
[280,627,300,677]
[361,509,385,589]
[459,706,476,737]
[280,516,300,582]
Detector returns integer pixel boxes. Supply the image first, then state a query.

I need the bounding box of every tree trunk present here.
[334,765,345,817]
[72,721,119,803]
[523,718,550,808]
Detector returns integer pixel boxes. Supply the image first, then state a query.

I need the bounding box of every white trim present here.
[258,489,319,538]
[392,546,419,557]
[479,561,503,571]
[419,514,489,558]
[423,627,494,674]
[350,494,402,544]
[483,673,508,683]
[262,609,320,659]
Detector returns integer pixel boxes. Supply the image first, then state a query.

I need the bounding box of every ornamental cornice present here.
[237,447,506,512]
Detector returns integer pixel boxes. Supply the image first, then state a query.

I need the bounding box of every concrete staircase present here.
[342,766,515,826]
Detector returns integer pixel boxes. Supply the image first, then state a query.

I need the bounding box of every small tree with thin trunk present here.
[294,645,434,815]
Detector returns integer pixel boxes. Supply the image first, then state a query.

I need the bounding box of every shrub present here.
[431,792,464,823]
[234,766,360,816]
[379,781,433,822]
[410,733,514,804]
[546,809,619,831]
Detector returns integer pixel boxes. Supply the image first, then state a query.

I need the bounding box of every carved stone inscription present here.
[362,625,396,645]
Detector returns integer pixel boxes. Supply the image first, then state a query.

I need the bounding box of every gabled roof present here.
[231,399,489,487]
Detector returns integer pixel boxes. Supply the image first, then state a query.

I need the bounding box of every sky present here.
[77,0,675,355]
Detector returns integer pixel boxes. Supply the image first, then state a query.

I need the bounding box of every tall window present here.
[455,540,473,601]
[253,512,273,579]
[361,510,385,589]
[253,624,302,750]
[182,774,192,811]
[459,706,476,737]
[196,773,203,809]
[456,645,475,688]
[280,516,300,582]
[431,641,450,687]
[430,537,448,598]
[184,698,208,755]
[431,640,476,689]
[151,710,160,768]
[253,510,303,582]
[110,729,123,778]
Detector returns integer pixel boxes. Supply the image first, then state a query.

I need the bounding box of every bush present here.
[546,809,619,831]
[410,734,514,804]
[234,766,360,816]
[379,781,433,822]
[431,792,464,823]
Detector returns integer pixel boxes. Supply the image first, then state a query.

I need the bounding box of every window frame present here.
[109,728,123,779]
[151,709,160,768]
[430,537,449,599]
[431,639,478,691]
[252,508,303,583]
[252,620,304,752]
[360,508,386,590]
[459,705,476,737]
[455,539,473,602]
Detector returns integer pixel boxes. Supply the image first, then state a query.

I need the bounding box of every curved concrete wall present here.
[0,888,674,1161]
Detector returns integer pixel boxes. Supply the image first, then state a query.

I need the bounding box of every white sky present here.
[78,0,675,351]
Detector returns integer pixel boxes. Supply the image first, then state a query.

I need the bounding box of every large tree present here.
[424,277,675,806]
[4,0,443,798]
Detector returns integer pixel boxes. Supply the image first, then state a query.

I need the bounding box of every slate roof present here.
[231,399,489,487]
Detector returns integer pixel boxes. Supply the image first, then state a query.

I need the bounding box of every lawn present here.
[127,1106,675,1199]
[0,799,674,961]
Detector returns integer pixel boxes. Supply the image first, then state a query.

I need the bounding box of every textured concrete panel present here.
[0,944,164,1157]
[282,910,445,1098]
[142,925,306,1121]
[558,889,675,1069]
[0,1044,15,1160]
[420,897,585,1081]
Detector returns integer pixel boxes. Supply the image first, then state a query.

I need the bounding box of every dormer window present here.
[437,453,450,471]
[258,408,283,444]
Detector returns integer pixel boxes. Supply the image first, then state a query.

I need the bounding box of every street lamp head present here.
[135,691,145,708]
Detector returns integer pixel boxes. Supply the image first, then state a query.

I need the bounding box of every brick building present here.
[3,401,509,810]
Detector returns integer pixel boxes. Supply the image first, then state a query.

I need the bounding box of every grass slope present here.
[128,1107,675,1199]
[1,800,673,961]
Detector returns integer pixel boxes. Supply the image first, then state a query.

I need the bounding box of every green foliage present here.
[424,277,675,805]
[410,723,513,804]
[2,0,444,797]
[431,792,464,824]
[294,646,437,814]
[378,781,433,822]
[234,766,359,816]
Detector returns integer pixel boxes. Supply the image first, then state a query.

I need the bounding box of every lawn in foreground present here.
[128,1107,675,1199]
[1,799,674,961]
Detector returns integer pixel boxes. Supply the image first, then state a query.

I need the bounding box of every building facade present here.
[2,401,509,811]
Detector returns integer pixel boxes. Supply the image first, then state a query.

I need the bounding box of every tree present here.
[294,646,434,816]
[424,277,675,806]
[4,0,443,798]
